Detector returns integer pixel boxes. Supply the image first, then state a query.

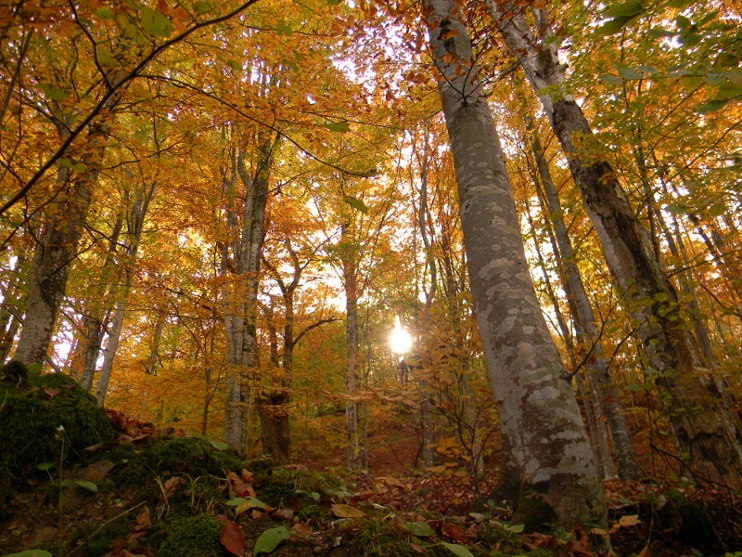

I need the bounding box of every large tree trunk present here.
[422,0,605,530]
[220,133,276,455]
[490,0,742,490]
[14,116,115,368]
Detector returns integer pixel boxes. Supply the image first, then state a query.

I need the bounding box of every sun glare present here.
[389,316,412,354]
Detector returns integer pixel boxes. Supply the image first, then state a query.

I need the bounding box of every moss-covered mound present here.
[0,362,116,518]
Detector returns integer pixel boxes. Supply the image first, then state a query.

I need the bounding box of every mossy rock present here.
[158,514,229,557]
[255,467,347,519]
[0,366,116,518]
[110,436,245,487]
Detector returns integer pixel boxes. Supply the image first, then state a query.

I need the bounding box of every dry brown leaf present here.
[220,519,245,557]
[331,503,366,518]
[291,522,313,537]
[163,477,183,498]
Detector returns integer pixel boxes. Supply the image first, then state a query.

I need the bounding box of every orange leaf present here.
[441,522,467,543]
[44,387,61,397]
[220,519,245,557]
[135,506,151,529]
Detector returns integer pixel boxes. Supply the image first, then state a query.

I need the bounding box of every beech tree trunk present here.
[528,123,640,480]
[14,116,115,368]
[490,0,742,490]
[93,180,154,405]
[79,211,123,391]
[341,220,362,471]
[423,0,605,530]
[220,132,276,455]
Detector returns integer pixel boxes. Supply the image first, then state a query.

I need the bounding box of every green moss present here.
[71,514,135,557]
[158,514,228,557]
[255,467,346,517]
[513,484,556,533]
[0,370,116,518]
[110,437,242,484]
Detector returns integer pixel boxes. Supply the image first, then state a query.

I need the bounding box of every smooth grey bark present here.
[528,124,640,481]
[341,219,361,471]
[490,0,742,490]
[220,132,276,455]
[94,180,154,405]
[80,210,123,391]
[14,115,115,368]
[415,129,435,469]
[423,0,605,530]
[522,186,614,479]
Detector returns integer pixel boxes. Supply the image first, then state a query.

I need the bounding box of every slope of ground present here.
[1,376,741,557]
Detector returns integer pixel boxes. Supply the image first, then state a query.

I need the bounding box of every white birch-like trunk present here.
[422,0,605,530]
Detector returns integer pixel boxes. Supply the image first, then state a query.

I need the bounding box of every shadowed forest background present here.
[1,0,741,555]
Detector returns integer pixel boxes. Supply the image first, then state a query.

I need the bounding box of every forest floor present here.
[1,395,741,557]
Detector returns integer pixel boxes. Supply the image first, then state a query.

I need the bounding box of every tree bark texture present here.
[528,124,640,480]
[490,0,742,490]
[341,220,361,472]
[220,133,275,455]
[423,0,605,530]
[14,115,115,368]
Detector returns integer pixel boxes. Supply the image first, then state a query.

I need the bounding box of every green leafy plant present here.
[254,526,291,556]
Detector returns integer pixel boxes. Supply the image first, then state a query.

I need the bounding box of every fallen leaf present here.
[163,476,184,498]
[441,522,467,543]
[381,476,405,488]
[408,542,425,554]
[331,503,366,518]
[44,387,61,397]
[220,519,244,557]
[255,525,291,555]
[227,470,256,498]
[291,522,312,537]
[135,506,151,529]
[619,514,641,527]
[610,513,641,534]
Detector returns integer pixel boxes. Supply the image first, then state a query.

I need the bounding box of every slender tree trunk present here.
[341,219,361,471]
[145,308,166,376]
[80,211,124,391]
[416,129,435,468]
[490,1,742,489]
[523,188,615,479]
[528,124,640,480]
[93,179,154,404]
[95,297,126,405]
[423,0,605,530]
[0,251,26,364]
